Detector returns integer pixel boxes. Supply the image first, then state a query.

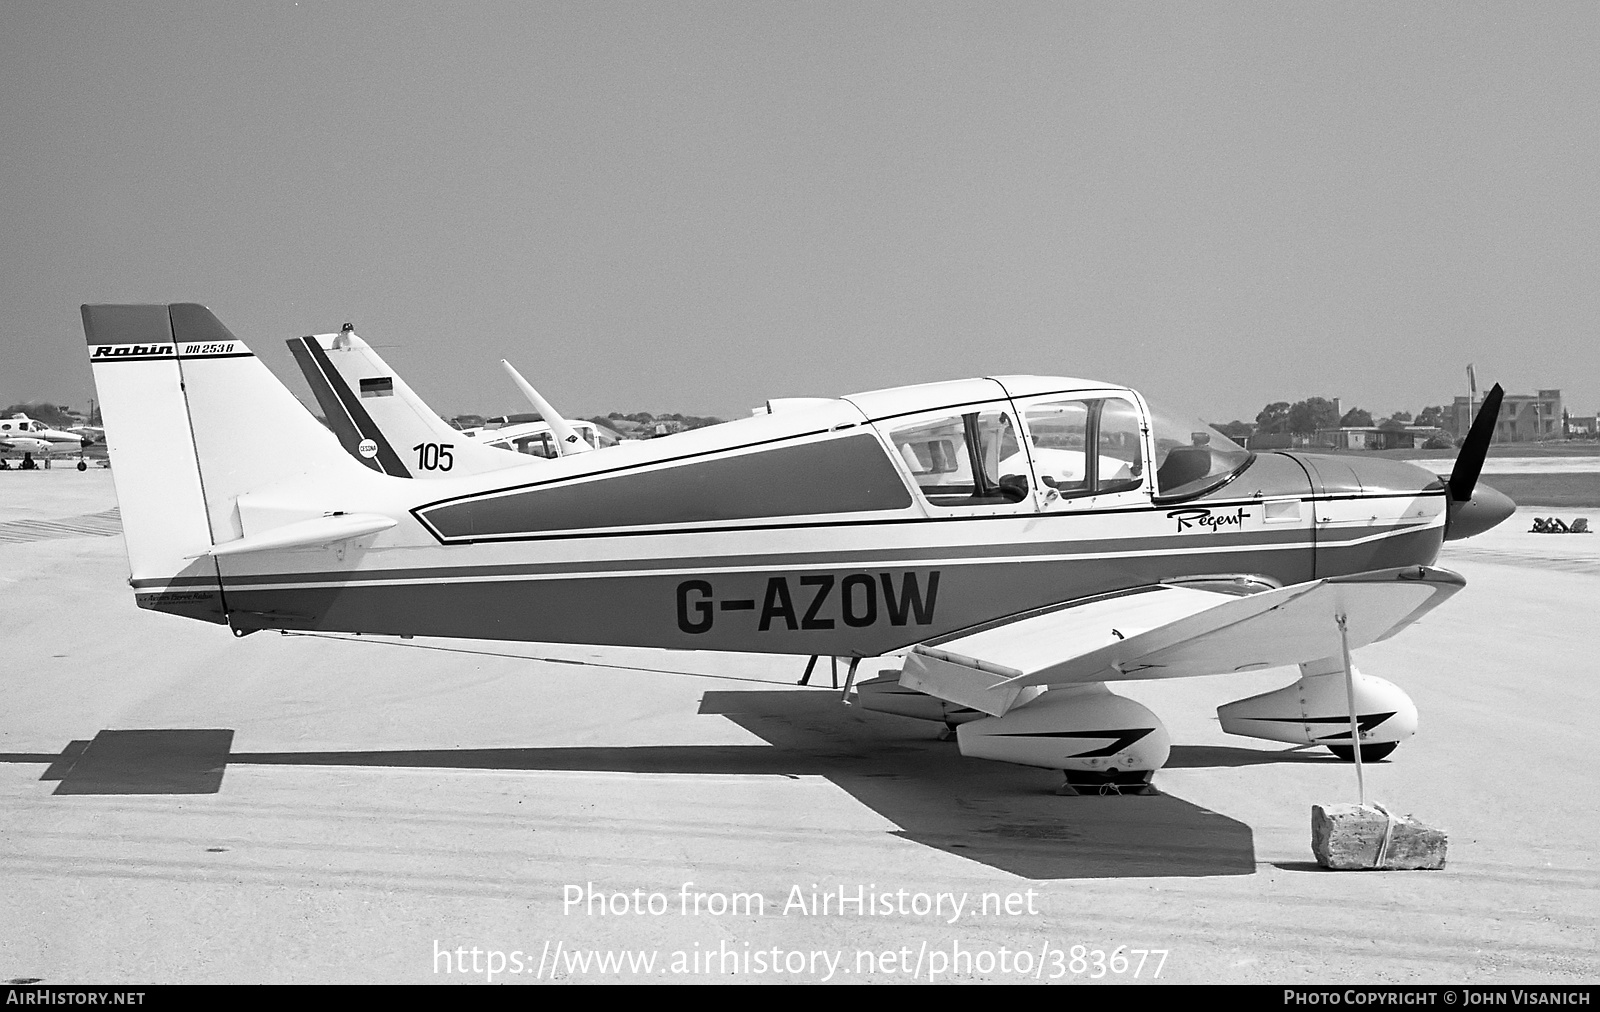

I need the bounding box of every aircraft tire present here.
[77,460,87,471]
[1326,743,1397,762]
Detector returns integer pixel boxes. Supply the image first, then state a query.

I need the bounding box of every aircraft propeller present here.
[1442,383,1516,541]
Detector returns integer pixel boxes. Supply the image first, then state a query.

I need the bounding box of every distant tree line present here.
[599,411,726,434]
[604,411,725,428]
[1,402,90,427]
[1212,400,1450,445]
[445,410,728,437]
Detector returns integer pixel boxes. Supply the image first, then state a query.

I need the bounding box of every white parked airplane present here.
[486,358,605,458]
[0,413,95,469]
[458,411,607,459]
[82,304,1515,794]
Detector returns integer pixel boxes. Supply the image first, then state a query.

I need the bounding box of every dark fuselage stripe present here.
[416,432,913,540]
[410,425,840,514]
[194,519,1438,590]
[413,490,1446,545]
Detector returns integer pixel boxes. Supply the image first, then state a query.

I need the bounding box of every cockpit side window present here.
[889,408,1029,507]
[1096,398,1145,494]
[1020,397,1144,499]
[511,434,557,458]
[1019,400,1090,496]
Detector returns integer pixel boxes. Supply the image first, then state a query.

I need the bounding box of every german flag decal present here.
[360,377,394,398]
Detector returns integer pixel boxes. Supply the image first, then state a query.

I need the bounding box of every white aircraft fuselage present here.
[112,369,1496,654]
[0,414,93,460]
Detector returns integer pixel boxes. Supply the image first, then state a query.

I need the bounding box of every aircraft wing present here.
[898,566,1464,717]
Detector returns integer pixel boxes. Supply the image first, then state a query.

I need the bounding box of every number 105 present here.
[412,442,454,471]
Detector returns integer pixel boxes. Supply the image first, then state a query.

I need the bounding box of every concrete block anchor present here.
[1311,803,1447,870]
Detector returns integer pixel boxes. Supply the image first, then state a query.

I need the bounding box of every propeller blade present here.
[1448,382,1503,503]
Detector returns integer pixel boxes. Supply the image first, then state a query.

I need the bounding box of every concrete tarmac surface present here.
[1,470,1595,984]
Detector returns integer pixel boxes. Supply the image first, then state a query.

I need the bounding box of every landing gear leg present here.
[838,657,860,701]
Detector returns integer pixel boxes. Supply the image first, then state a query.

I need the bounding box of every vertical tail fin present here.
[83,303,365,621]
[287,329,529,477]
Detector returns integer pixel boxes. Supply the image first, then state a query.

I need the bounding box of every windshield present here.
[1148,402,1252,499]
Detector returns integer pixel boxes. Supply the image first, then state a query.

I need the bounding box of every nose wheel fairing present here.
[1217,656,1418,759]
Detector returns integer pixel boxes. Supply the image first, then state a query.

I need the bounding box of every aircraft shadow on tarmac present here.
[0,691,1332,880]
[1164,744,1352,768]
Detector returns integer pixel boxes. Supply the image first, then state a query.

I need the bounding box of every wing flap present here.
[900,567,1464,716]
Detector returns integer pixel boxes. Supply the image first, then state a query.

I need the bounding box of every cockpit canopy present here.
[874,384,1250,508]
[1147,403,1252,499]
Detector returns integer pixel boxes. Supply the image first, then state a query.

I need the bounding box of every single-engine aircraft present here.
[81,304,1516,794]
[0,413,95,469]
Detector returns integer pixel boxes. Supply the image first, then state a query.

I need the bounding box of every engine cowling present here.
[1217,657,1417,757]
[956,683,1171,779]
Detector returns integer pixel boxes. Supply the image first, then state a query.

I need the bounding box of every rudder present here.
[83,305,223,622]
[83,303,370,622]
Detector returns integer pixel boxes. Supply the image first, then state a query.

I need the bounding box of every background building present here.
[1310,425,1453,451]
[1449,389,1562,443]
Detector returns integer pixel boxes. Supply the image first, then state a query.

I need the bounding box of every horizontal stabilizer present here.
[900,567,1464,716]
[191,513,396,558]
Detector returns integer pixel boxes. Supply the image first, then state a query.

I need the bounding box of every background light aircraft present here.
[486,358,607,458]
[458,412,607,458]
[287,327,603,478]
[0,413,95,469]
[83,303,1516,795]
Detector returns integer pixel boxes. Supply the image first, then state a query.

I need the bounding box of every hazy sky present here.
[4,2,1597,423]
